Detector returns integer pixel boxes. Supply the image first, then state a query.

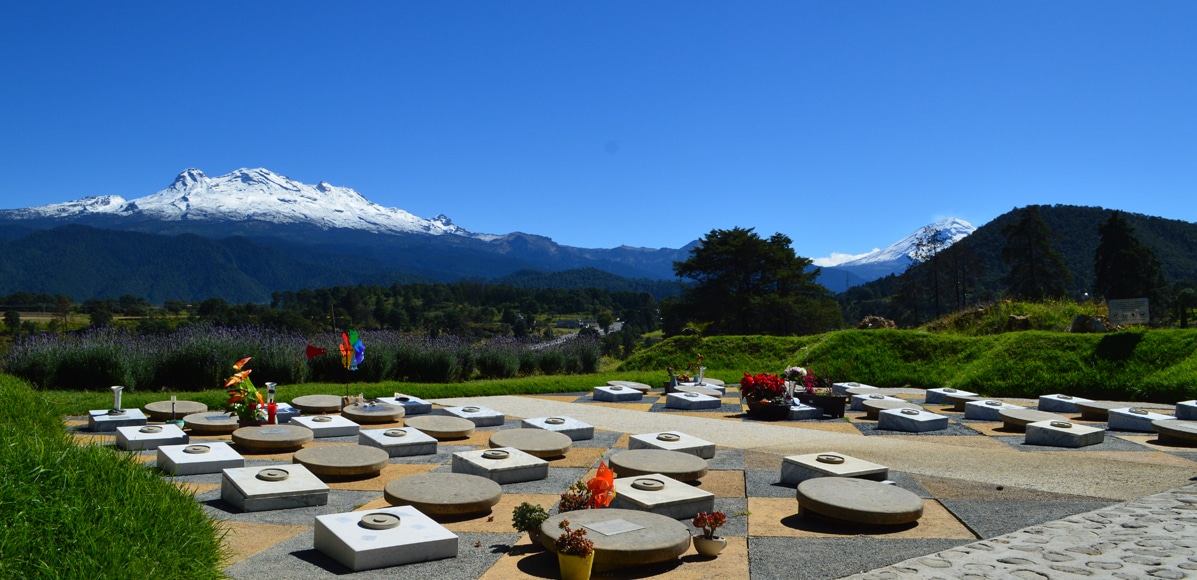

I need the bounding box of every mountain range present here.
[0,168,966,302]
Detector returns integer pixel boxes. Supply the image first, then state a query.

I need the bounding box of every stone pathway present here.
[848,484,1197,580]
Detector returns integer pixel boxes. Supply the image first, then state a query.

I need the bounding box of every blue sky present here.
[2,2,1195,261]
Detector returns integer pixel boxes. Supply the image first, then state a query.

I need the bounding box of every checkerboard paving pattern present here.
[62,387,1197,579]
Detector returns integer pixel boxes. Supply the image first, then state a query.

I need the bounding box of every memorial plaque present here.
[1108,298,1149,325]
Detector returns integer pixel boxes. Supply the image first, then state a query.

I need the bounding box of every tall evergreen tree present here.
[1093,211,1167,302]
[669,227,841,335]
[1000,206,1072,300]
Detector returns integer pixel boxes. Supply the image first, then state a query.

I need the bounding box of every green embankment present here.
[620,329,1197,402]
[0,375,227,579]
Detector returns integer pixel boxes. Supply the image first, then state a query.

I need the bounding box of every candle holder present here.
[108,386,126,415]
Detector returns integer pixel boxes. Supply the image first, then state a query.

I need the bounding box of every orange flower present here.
[587,461,616,508]
[226,393,243,405]
[233,357,252,371]
[224,369,252,387]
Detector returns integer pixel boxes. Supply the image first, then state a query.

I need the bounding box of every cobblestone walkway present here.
[850,483,1197,579]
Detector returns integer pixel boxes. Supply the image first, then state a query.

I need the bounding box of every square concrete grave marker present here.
[378,394,433,415]
[676,382,727,396]
[220,464,330,512]
[781,452,888,484]
[157,441,244,475]
[1038,394,1093,414]
[789,403,822,420]
[452,447,548,484]
[442,405,504,427]
[628,431,716,459]
[610,473,715,519]
[520,416,594,441]
[593,385,643,402]
[116,423,188,450]
[360,427,438,457]
[291,414,360,438]
[314,505,458,572]
[272,402,301,423]
[832,382,878,396]
[851,393,905,411]
[1107,407,1175,432]
[877,407,949,432]
[87,408,148,432]
[1024,419,1105,448]
[925,387,976,405]
[965,400,1025,421]
[1177,400,1197,421]
[664,391,721,410]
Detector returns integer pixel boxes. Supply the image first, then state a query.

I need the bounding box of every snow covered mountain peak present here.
[9,168,496,239]
[814,217,975,274]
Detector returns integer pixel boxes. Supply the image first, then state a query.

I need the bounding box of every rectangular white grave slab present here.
[832,382,878,396]
[788,403,822,420]
[610,473,715,519]
[291,415,360,438]
[521,416,594,441]
[965,400,1025,421]
[157,441,244,476]
[877,407,949,432]
[87,408,148,432]
[1107,407,1175,432]
[781,452,888,484]
[442,405,505,427]
[314,505,458,571]
[359,427,438,457]
[378,394,433,415]
[850,393,906,411]
[452,447,548,484]
[1177,400,1197,421]
[593,385,643,402]
[677,382,727,396]
[664,392,721,410]
[221,464,330,512]
[1038,394,1092,414]
[1025,419,1104,448]
[628,431,716,459]
[116,424,188,450]
[925,388,977,405]
[272,402,301,424]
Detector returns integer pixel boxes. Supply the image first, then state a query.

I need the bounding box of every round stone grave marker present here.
[1075,400,1133,421]
[945,393,983,411]
[144,400,207,421]
[1152,420,1197,447]
[383,472,502,516]
[538,508,691,572]
[998,407,1067,432]
[796,477,923,525]
[341,402,405,424]
[290,394,344,414]
[293,444,389,478]
[231,424,314,453]
[404,415,476,440]
[862,398,921,420]
[488,428,572,458]
[609,449,708,482]
[182,412,240,435]
[675,384,721,397]
[607,380,652,393]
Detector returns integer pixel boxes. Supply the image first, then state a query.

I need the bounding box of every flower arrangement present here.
[782,366,806,382]
[801,368,833,395]
[692,511,726,540]
[555,520,594,557]
[558,462,616,512]
[740,372,786,403]
[224,357,264,422]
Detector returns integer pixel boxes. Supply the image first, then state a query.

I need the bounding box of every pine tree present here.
[1093,211,1166,302]
[1000,206,1072,300]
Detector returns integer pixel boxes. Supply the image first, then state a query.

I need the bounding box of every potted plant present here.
[794,368,848,418]
[558,461,616,512]
[691,511,728,557]
[511,502,549,546]
[555,519,595,580]
[224,357,264,426]
[740,372,790,420]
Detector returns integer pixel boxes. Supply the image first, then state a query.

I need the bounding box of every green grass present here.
[0,375,228,579]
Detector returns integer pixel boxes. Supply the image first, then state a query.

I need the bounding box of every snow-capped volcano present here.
[5,168,496,239]
[814,218,975,281]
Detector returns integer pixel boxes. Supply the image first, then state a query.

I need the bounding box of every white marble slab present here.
[291,415,361,438]
[521,416,594,441]
[359,427,438,457]
[850,393,904,411]
[378,394,433,415]
[628,431,716,459]
[664,392,721,410]
[157,442,244,476]
[442,405,505,427]
[221,464,330,512]
[924,388,977,405]
[314,505,458,571]
[87,408,147,432]
[610,473,715,519]
[1177,400,1197,421]
[832,382,878,396]
[781,452,888,484]
[1025,419,1104,448]
[964,400,1025,421]
[1038,394,1092,414]
[1107,407,1174,432]
[451,447,548,484]
[593,385,644,402]
[877,407,949,432]
[788,403,823,420]
[115,423,188,450]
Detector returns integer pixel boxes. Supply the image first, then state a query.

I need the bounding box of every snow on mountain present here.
[8,168,499,240]
[814,218,975,282]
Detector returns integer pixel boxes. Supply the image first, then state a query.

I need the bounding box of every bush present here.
[538,349,565,375]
